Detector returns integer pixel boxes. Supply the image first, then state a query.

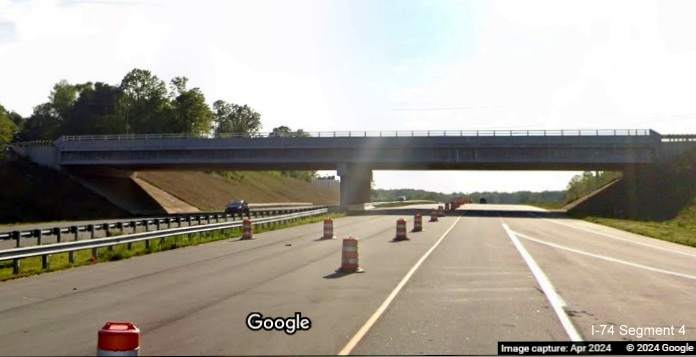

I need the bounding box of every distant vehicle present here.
[397,196,407,202]
[479,198,487,204]
[225,200,250,217]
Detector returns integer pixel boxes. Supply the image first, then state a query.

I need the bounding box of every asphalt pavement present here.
[0,203,695,355]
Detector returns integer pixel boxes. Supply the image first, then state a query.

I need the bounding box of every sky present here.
[1,0,696,194]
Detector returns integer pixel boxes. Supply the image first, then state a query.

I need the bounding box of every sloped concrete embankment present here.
[568,162,696,221]
[67,168,199,215]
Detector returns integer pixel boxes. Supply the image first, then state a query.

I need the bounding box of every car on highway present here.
[225,200,250,217]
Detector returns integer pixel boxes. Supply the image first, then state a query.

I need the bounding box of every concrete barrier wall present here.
[12,146,59,169]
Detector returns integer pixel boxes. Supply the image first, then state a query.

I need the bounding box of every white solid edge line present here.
[513,230,696,282]
[337,217,462,355]
[531,213,696,258]
[501,223,583,342]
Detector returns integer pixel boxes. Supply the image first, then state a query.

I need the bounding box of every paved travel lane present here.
[350,205,568,355]
[501,208,696,342]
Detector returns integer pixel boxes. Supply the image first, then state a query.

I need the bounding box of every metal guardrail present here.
[54,129,655,142]
[0,207,326,242]
[661,134,696,142]
[11,140,54,147]
[0,207,330,275]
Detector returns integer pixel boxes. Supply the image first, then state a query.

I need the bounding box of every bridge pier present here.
[337,164,372,210]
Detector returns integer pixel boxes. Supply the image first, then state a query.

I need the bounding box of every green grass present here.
[0,212,346,282]
[581,196,696,248]
[583,203,696,248]
[530,201,567,210]
[585,217,696,247]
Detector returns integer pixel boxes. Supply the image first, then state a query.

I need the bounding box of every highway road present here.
[1,203,695,355]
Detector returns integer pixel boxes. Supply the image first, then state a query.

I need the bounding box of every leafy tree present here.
[61,82,125,135]
[564,171,622,202]
[169,77,213,134]
[16,103,60,141]
[7,111,23,128]
[213,100,261,136]
[49,80,90,122]
[269,125,292,137]
[15,80,90,140]
[0,104,18,146]
[118,68,171,134]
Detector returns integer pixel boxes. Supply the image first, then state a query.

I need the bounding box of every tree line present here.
[564,171,622,202]
[372,170,622,205]
[4,68,265,140]
[0,68,316,181]
[372,188,566,205]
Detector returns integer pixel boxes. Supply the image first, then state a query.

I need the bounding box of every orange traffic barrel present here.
[336,237,364,273]
[412,214,423,232]
[322,219,336,239]
[429,208,439,222]
[241,219,253,240]
[394,219,409,241]
[97,322,140,356]
[438,205,445,217]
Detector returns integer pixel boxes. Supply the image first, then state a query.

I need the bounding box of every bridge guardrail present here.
[0,207,330,275]
[661,134,696,142]
[0,206,327,243]
[54,129,655,142]
[11,140,54,147]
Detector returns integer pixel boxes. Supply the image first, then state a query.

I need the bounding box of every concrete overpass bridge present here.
[11,129,696,209]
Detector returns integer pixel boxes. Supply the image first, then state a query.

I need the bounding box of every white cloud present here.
[386,0,696,136]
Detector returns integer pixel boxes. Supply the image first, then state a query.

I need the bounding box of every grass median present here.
[0,212,346,282]
[584,216,696,248]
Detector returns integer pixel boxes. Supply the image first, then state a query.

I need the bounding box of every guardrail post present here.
[12,231,20,274]
[106,223,114,251]
[144,220,151,250]
[54,227,62,243]
[42,249,50,271]
[69,226,78,264]
[35,229,47,268]
[148,221,158,250]
[127,221,136,250]
[89,224,98,260]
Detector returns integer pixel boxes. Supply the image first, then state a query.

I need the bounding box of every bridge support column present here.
[337,164,372,210]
